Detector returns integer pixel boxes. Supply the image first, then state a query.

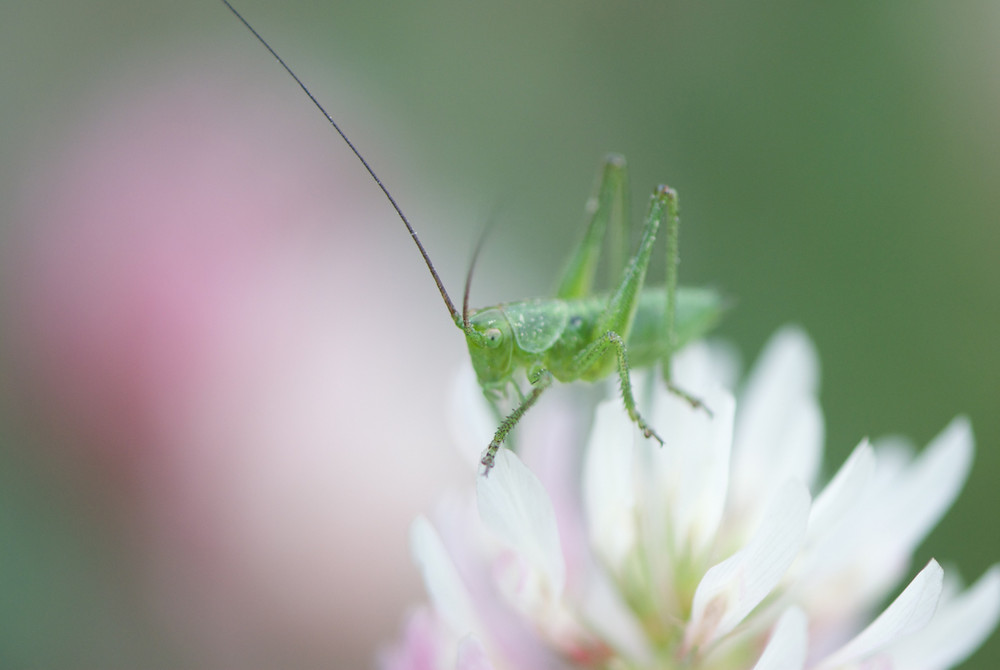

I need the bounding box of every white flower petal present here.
[732,327,823,519]
[817,559,944,669]
[636,366,734,593]
[641,344,736,562]
[579,567,654,663]
[740,326,820,400]
[800,419,974,620]
[476,449,566,597]
[411,516,480,637]
[752,607,808,670]
[807,439,875,544]
[879,416,973,557]
[887,564,1000,670]
[583,399,636,569]
[671,339,741,397]
[669,387,734,556]
[777,396,824,489]
[688,481,811,648]
[455,635,495,670]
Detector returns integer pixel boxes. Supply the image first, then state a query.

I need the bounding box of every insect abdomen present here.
[627,287,727,367]
[506,285,725,384]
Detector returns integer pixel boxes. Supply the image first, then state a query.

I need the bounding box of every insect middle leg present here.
[657,190,711,414]
[557,185,677,444]
[573,330,663,444]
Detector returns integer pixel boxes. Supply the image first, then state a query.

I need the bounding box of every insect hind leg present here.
[555,154,630,300]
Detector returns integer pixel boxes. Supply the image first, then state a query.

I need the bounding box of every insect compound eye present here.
[484,328,503,348]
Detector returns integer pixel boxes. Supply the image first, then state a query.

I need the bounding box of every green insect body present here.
[223,1,726,476]
[467,288,723,390]
[461,156,725,473]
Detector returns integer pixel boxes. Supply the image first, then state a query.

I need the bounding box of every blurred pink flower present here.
[385,328,1000,670]
[5,64,463,666]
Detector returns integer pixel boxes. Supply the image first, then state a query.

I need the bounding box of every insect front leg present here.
[480,367,553,476]
[572,331,663,445]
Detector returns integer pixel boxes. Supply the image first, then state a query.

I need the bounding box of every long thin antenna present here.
[221,0,462,326]
[462,215,501,328]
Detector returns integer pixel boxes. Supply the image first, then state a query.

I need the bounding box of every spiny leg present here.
[661,183,679,381]
[666,381,712,416]
[480,368,553,475]
[481,386,512,443]
[658,189,712,416]
[556,155,630,300]
[563,185,673,440]
[594,185,675,339]
[573,331,663,445]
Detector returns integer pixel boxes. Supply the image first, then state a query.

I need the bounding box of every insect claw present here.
[640,425,665,446]
[480,451,496,476]
[666,382,714,418]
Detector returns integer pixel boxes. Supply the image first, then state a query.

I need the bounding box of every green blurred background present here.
[0,1,997,668]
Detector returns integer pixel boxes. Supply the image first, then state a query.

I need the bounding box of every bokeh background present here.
[1,1,997,668]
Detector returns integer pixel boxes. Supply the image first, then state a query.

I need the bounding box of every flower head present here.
[383,327,999,670]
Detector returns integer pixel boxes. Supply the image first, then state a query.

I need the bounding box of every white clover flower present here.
[381,327,1000,670]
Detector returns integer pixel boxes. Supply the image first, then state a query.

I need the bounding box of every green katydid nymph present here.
[224,1,727,475]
